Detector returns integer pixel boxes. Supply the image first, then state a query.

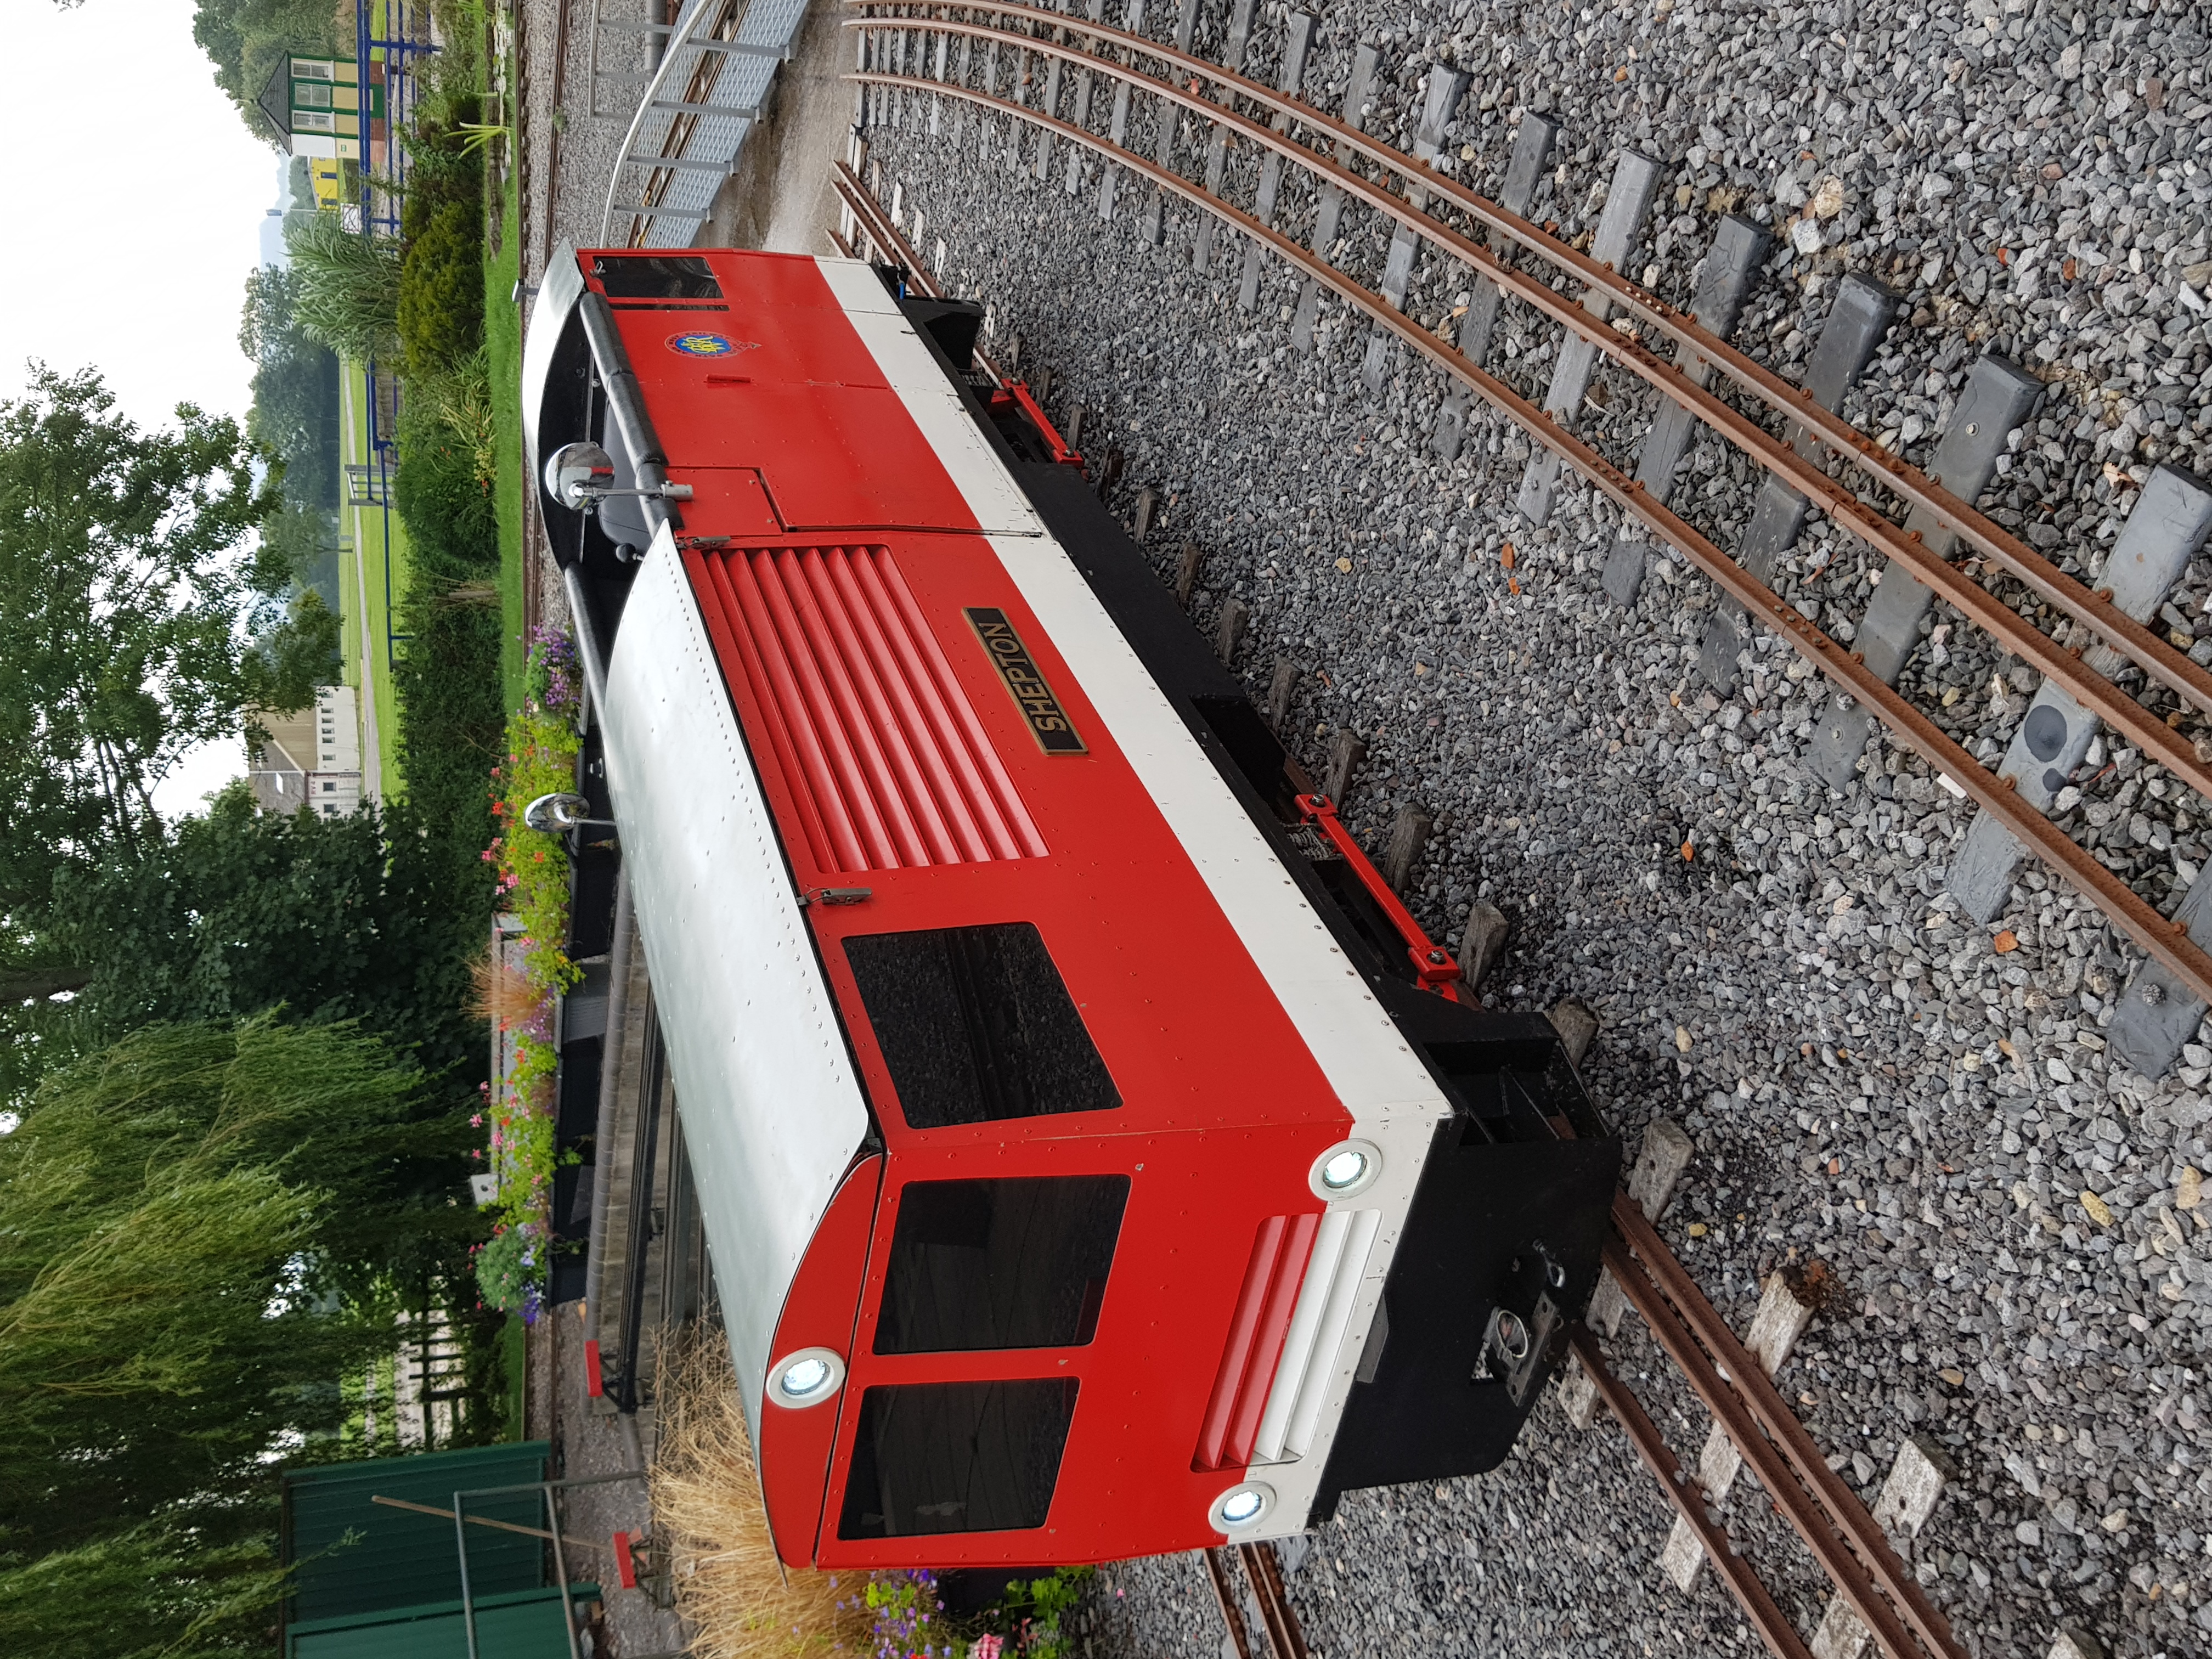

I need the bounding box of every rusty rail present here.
[850,0,2212,726]
[830,139,1984,1659]
[835,65,2212,1011]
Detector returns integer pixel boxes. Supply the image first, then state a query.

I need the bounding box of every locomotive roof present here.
[522,249,874,1429]
[600,525,874,1432]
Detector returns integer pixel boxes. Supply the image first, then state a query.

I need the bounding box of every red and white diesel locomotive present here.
[521,245,1620,1569]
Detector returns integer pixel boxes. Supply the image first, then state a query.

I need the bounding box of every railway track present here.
[838,0,2212,1080]
[833,153,1980,1659]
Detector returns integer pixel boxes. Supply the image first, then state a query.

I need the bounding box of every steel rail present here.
[832,162,1009,385]
[1237,1542,1311,1659]
[850,20,2212,798]
[1600,1234,1942,1659]
[844,69,2212,1011]
[856,0,2212,726]
[1611,1195,1966,1659]
[1566,1329,1816,1659]
[1201,1547,1255,1659]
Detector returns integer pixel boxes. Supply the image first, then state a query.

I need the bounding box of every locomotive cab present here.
[521,245,1620,1567]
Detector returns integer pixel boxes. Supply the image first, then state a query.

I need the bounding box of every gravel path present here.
[855,2,2212,1653]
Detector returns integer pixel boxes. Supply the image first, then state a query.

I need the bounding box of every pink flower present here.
[470,1114,483,1127]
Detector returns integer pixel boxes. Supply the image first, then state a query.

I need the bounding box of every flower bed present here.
[472,624,583,1320]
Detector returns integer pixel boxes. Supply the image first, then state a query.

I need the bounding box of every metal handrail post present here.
[599,0,721,242]
[354,0,373,231]
[543,1486,585,1659]
[453,1489,482,1659]
[444,1476,643,1659]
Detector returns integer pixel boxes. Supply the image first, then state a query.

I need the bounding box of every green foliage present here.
[470,1221,546,1315]
[393,584,505,852]
[241,263,340,512]
[250,590,343,740]
[0,1019,445,1551]
[0,365,297,923]
[494,702,584,999]
[396,98,488,381]
[0,1521,287,1659]
[285,212,404,366]
[472,639,582,1308]
[48,785,489,1085]
[863,1569,945,1659]
[255,498,342,609]
[394,362,498,584]
[980,1568,1094,1659]
[380,91,500,861]
[398,204,487,379]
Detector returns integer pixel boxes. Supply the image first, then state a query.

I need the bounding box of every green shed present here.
[282,1443,597,1659]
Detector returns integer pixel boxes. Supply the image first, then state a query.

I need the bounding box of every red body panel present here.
[758,1155,882,1551]
[592,251,1349,1564]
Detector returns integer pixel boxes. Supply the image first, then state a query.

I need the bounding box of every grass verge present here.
[338,365,410,793]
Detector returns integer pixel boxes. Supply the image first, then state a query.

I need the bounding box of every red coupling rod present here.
[1295,794,1462,1000]
[991,379,1084,466]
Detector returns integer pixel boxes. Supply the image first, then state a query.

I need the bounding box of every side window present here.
[875,1176,1130,1354]
[842,923,1120,1130]
[590,254,724,300]
[837,1379,1077,1539]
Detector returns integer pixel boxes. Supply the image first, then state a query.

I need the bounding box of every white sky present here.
[1,0,288,817]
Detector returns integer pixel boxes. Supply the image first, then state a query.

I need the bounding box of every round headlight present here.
[1307,1139,1381,1201]
[1319,1150,1367,1190]
[1210,1482,1276,1533]
[767,1347,846,1408]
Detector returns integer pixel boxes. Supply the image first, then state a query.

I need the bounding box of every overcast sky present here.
[3,0,289,815]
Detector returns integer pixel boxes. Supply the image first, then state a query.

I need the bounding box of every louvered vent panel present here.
[1193,1214,1322,1472]
[693,545,1046,874]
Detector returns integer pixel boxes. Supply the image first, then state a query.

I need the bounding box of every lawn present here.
[487,167,528,711]
[338,366,409,794]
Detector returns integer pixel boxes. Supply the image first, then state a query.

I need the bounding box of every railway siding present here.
[840,0,2212,1654]
[845,0,2212,1648]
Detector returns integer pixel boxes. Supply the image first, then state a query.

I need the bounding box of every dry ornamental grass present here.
[651,1332,868,1659]
[468,942,539,1033]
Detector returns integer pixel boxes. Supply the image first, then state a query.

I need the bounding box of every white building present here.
[250,686,365,818]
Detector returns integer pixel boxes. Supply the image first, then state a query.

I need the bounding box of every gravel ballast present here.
[851,2,2212,1652]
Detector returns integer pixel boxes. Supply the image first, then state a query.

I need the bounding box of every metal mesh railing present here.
[598,0,809,247]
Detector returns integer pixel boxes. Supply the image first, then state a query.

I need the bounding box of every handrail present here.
[600,0,725,243]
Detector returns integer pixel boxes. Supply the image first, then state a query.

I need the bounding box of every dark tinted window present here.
[877,1176,1128,1354]
[591,254,724,299]
[837,1380,1077,1539]
[844,923,1120,1130]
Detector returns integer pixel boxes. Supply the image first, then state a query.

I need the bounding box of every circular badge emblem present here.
[667,331,738,357]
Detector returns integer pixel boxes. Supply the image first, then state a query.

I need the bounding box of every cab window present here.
[874,1176,1128,1354]
[837,1379,1077,1539]
[843,922,1120,1129]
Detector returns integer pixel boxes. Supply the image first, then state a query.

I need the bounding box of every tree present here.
[0,1524,285,1659]
[0,1019,462,1549]
[48,784,489,1086]
[0,1018,479,1656]
[241,263,340,513]
[0,366,320,923]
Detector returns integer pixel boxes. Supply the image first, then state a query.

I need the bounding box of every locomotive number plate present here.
[964,607,1086,755]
